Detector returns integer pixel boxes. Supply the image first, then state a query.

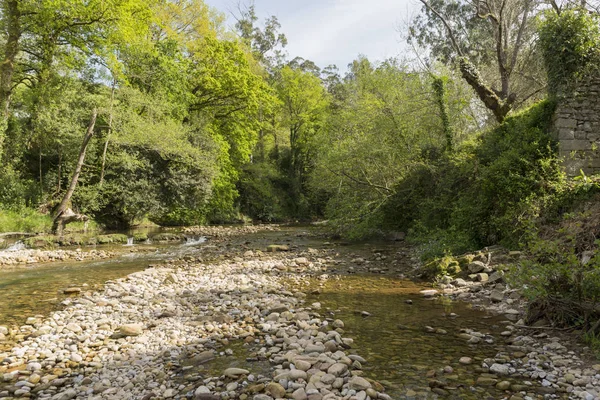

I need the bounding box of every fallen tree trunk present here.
[52,108,97,235]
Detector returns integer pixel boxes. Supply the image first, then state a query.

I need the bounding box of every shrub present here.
[539,9,600,95]
[384,100,563,259]
[0,209,52,233]
[508,193,600,329]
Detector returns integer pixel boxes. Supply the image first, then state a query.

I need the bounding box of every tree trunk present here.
[0,0,21,146]
[99,80,115,186]
[459,57,512,123]
[52,109,97,235]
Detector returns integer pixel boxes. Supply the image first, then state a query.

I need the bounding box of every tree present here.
[409,0,545,122]
[0,0,21,150]
[52,109,97,235]
[310,57,474,237]
[234,3,288,70]
[275,65,328,180]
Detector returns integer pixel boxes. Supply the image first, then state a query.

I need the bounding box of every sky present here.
[204,0,420,71]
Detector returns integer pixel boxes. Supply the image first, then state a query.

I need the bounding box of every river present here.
[0,226,553,399]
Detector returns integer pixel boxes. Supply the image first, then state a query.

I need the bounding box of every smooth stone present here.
[348,376,371,391]
[224,368,249,378]
[266,382,286,398]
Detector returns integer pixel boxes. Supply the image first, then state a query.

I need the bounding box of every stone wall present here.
[553,77,600,176]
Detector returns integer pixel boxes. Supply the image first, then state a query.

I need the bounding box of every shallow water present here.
[0,242,207,326]
[305,275,534,399]
[0,228,544,399]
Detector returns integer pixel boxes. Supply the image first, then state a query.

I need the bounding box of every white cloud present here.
[205,0,418,70]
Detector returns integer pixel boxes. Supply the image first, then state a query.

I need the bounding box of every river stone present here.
[305,343,325,353]
[476,376,498,386]
[293,257,309,265]
[490,290,504,302]
[117,323,143,337]
[468,261,486,273]
[459,357,472,364]
[496,381,511,390]
[65,323,82,333]
[196,395,220,400]
[266,245,289,252]
[332,319,344,329]
[266,382,286,398]
[294,360,311,371]
[327,363,348,376]
[348,376,371,390]
[253,395,273,400]
[489,363,509,375]
[289,369,308,380]
[63,287,81,294]
[348,355,366,363]
[488,271,504,283]
[292,388,308,400]
[50,389,77,400]
[0,326,7,335]
[193,350,216,364]
[195,386,210,395]
[224,368,249,378]
[320,373,336,385]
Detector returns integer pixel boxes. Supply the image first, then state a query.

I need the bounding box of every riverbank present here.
[428,247,600,400]
[0,224,281,268]
[0,227,599,399]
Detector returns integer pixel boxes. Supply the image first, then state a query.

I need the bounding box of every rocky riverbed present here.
[0,244,394,400]
[0,249,116,268]
[428,247,600,400]
[1,227,600,399]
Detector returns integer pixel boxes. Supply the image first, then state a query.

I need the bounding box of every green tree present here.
[409,0,545,122]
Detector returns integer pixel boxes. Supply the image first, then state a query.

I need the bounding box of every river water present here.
[0,227,543,399]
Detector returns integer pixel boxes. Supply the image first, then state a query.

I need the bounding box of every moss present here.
[133,232,148,242]
[23,235,58,249]
[96,234,128,244]
[424,255,461,279]
[57,235,87,246]
[152,233,184,242]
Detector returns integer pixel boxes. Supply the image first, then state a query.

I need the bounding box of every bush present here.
[539,9,600,94]
[508,188,600,329]
[383,99,562,259]
[0,209,52,233]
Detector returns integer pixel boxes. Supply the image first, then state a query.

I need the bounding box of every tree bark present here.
[52,108,97,234]
[459,58,512,123]
[99,79,115,186]
[0,0,22,152]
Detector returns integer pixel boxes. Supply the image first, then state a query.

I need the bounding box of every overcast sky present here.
[204,0,420,70]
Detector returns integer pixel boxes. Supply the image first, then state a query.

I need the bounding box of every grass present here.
[0,209,52,233]
[0,208,100,234]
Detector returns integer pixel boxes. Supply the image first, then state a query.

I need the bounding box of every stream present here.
[0,226,548,399]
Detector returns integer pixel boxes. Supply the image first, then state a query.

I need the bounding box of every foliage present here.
[539,9,600,94]
[0,209,52,233]
[507,188,600,328]
[237,162,291,222]
[311,58,475,238]
[385,100,562,257]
